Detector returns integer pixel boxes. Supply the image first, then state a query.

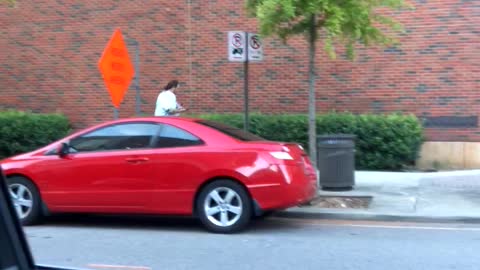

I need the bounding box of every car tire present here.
[196,180,252,234]
[7,176,42,226]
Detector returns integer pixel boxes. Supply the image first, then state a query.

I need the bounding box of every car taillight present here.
[303,157,315,175]
[269,151,294,160]
[302,157,316,176]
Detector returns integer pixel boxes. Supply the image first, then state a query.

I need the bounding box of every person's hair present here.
[164,80,179,90]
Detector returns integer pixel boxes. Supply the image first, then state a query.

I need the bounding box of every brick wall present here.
[1,0,479,141]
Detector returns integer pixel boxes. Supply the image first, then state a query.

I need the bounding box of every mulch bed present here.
[301,196,372,209]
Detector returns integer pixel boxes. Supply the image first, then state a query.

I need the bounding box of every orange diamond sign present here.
[98,29,134,108]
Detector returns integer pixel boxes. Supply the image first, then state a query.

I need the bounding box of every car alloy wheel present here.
[204,187,243,227]
[197,180,252,233]
[9,183,33,220]
[6,176,42,225]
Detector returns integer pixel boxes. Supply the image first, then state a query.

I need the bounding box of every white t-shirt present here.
[155,90,177,116]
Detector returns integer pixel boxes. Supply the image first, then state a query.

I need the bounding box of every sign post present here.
[228,31,263,132]
[244,39,249,132]
[98,29,135,119]
[128,39,141,116]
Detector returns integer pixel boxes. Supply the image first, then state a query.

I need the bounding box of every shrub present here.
[0,111,71,159]
[197,113,424,170]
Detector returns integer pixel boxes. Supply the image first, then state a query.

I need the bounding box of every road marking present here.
[269,218,480,231]
[346,224,480,231]
[87,264,151,270]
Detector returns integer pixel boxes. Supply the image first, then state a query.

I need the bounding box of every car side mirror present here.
[57,142,70,157]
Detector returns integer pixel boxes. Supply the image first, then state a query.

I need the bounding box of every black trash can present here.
[317,134,356,191]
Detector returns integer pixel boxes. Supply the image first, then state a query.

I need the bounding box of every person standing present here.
[154,80,187,116]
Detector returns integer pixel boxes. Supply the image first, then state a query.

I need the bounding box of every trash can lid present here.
[317,134,356,141]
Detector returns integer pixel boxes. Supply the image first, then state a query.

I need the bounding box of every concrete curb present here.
[275,208,480,224]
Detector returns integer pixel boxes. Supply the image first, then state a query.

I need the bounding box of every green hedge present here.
[197,113,424,170]
[0,111,70,159]
[0,110,423,170]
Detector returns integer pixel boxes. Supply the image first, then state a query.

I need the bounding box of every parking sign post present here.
[244,37,249,132]
[228,31,263,132]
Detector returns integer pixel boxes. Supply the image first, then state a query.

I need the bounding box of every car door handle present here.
[125,157,149,163]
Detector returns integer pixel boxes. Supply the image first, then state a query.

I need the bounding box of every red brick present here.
[0,0,479,140]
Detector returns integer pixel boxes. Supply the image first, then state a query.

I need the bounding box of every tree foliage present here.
[0,0,15,7]
[246,0,412,59]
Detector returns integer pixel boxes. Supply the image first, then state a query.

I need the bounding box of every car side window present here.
[154,124,203,148]
[70,123,160,153]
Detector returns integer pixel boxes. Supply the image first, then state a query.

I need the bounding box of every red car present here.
[1,117,317,233]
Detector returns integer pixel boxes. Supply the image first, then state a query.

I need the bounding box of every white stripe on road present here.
[87,264,151,270]
[271,218,480,231]
[346,224,480,231]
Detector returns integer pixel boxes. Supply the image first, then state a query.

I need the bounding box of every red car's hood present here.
[0,148,50,170]
[4,153,31,162]
[1,155,42,174]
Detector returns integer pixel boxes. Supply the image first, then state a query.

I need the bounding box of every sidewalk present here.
[277,170,480,223]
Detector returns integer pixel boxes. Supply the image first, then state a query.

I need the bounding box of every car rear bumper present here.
[248,164,317,211]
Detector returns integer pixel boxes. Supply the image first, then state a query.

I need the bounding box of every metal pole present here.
[127,39,141,116]
[308,15,318,170]
[134,41,140,116]
[114,107,119,120]
[244,32,249,132]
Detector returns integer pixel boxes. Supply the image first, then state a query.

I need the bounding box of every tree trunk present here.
[308,14,317,170]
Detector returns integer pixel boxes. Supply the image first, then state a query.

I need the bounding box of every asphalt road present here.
[24,215,480,270]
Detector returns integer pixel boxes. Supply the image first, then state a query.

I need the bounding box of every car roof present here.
[104,116,202,125]
[69,116,208,138]
[84,117,208,130]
